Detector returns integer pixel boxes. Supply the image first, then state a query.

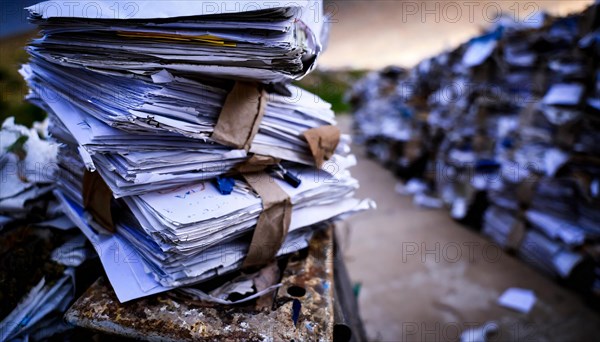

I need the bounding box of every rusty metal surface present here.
[64,229,334,341]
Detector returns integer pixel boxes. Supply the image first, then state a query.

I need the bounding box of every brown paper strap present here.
[234,154,280,174]
[212,82,268,151]
[82,170,115,232]
[303,125,341,169]
[242,172,292,268]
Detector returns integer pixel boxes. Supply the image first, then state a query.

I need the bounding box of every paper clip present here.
[214,176,235,195]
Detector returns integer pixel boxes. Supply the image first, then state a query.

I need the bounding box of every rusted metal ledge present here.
[65,229,335,341]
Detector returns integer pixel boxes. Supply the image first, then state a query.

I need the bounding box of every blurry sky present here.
[320,0,595,69]
[0,0,37,37]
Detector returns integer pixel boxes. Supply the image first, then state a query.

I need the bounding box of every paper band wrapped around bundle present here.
[83,170,115,232]
[303,125,341,168]
[242,172,292,268]
[235,155,280,174]
[212,82,268,151]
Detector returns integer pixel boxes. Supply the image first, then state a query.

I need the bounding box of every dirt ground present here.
[335,116,600,341]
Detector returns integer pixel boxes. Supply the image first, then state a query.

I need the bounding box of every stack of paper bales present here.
[350,5,600,300]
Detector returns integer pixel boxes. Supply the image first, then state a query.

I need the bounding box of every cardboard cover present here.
[83,170,115,232]
[303,125,341,168]
[242,172,292,268]
[212,82,268,150]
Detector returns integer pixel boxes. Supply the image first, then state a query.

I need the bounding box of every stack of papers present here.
[55,141,369,293]
[56,167,371,301]
[349,67,415,165]
[21,63,353,197]
[26,1,325,83]
[349,4,600,298]
[22,0,373,302]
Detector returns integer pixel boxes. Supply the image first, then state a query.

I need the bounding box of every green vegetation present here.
[294,68,368,114]
[7,135,28,160]
[0,32,45,127]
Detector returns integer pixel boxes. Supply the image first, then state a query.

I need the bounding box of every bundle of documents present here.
[26,0,325,83]
[22,0,373,302]
[22,62,353,197]
[349,4,600,299]
[350,67,412,143]
[54,136,369,301]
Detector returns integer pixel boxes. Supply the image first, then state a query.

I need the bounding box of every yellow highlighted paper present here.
[117,31,236,47]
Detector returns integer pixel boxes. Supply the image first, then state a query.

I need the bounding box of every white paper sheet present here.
[497,287,536,313]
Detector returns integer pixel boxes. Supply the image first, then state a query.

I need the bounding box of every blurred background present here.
[2,1,600,341]
[2,1,593,122]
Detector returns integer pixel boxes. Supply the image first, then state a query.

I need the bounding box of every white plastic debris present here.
[460,321,499,342]
[413,193,444,209]
[450,198,468,219]
[497,287,536,313]
[396,179,428,196]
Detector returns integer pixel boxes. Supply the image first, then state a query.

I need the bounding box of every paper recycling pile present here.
[0,118,57,222]
[350,5,600,300]
[18,0,372,303]
[0,118,96,341]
